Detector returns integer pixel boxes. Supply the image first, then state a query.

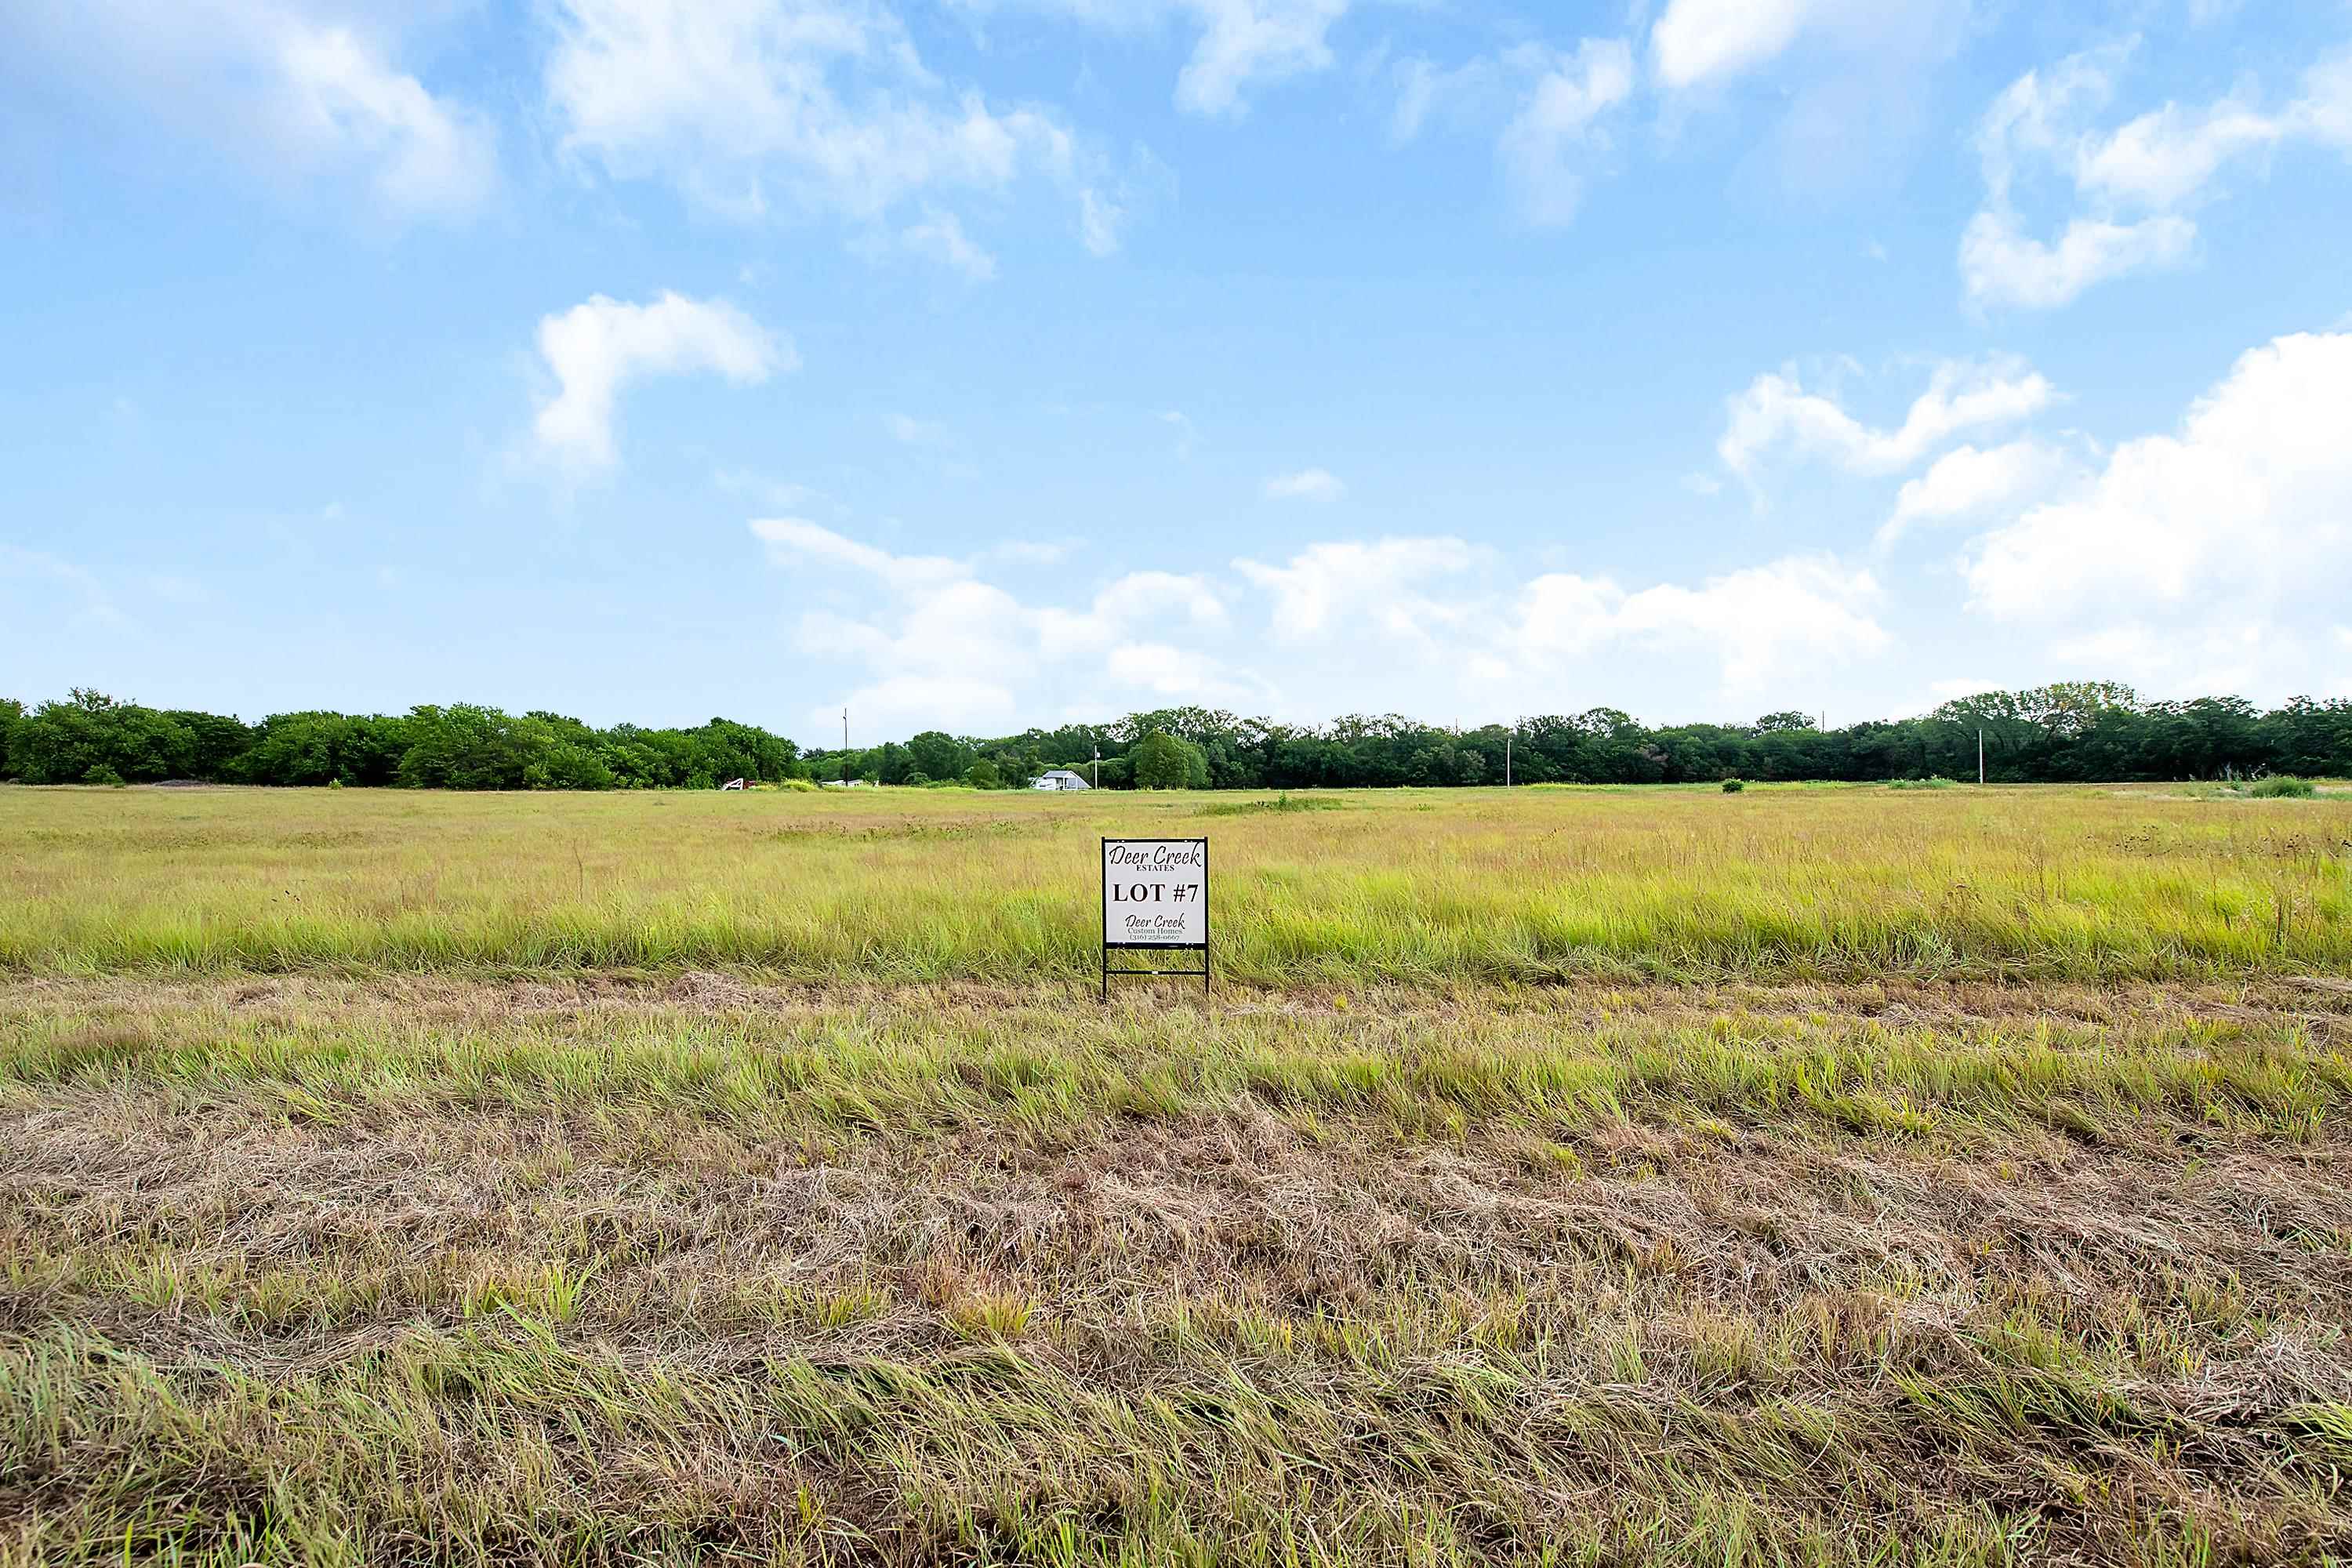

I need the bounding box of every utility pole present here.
[1977,728,1985,786]
[1505,735,1512,787]
[1091,739,1099,789]
[842,707,849,786]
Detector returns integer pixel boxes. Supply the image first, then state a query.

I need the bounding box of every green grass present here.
[3,782,2350,983]
[3,784,2350,1562]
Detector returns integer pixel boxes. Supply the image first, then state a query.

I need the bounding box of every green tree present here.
[0,698,22,779]
[965,759,1004,789]
[162,710,253,779]
[8,690,192,783]
[1131,731,1189,789]
[527,741,617,790]
[395,705,550,789]
[907,731,971,782]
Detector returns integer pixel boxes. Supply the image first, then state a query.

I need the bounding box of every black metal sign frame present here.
[1100,837,1210,1000]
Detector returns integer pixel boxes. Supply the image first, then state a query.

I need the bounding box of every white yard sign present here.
[1100,838,1208,949]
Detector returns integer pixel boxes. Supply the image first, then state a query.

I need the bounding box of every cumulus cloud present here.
[752,517,965,590]
[1963,45,2352,310]
[1,544,124,630]
[1235,537,1481,641]
[1509,556,1888,695]
[1262,467,1347,503]
[1718,357,2056,481]
[7,0,495,219]
[956,0,1348,118]
[1646,0,1971,196]
[1229,537,1887,698]
[1958,330,2352,690]
[1875,438,2078,550]
[895,211,999,280]
[752,517,1239,731]
[1958,209,2195,311]
[543,0,1120,261]
[1497,40,1636,227]
[1173,0,1349,116]
[1388,38,1635,227]
[532,292,788,474]
[755,517,1892,732]
[1649,0,1822,91]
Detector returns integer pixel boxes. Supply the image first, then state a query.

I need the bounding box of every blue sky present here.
[5,0,2350,746]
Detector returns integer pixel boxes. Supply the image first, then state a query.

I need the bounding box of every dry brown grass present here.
[3,975,2349,1564]
[6,784,2350,1560]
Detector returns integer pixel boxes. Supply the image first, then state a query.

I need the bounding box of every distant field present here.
[2,784,2350,1564]
[2,781,2350,981]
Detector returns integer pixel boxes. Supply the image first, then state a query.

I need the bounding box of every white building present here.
[1033,769,1091,791]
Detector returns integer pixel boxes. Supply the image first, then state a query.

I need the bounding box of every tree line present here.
[2,682,2347,790]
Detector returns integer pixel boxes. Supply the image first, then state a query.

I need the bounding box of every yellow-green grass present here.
[3,782,2350,983]
[5,782,2352,1563]
[2,977,2349,1565]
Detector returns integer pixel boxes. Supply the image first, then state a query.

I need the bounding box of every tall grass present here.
[2,977,2347,1563]
[3,782,2348,982]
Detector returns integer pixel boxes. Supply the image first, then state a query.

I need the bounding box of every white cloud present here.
[898,211,998,280]
[1078,188,1123,257]
[753,518,1236,730]
[1649,0,1818,91]
[1511,556,1888,695]
[1959,330,2352,687]
[1232,539,1886,697]
[989,539,1077,567]
[1647,0,1971,200]
[532,292,787,474]
[1,545,124,630]
[1958,208,2195,311]
[960,0,1348,118]
[715,468,822,510]
[1648,0,1970,103]
[1236,537,1482,641]
[887,412,951,448]
[753,517,967,590]
[1497,40,1636,227]
[1174,0,1349,117]
[2073,97,2286,209]
[544,0,1116,259]
[1876,438,2077,549]
[1963,45,2352,310]
[9,0,495,219]
[1719,357,2055,481]
[1262,467,1347,503]
[274,19,496,214]
[755,520,1894,731]
[1386,38,1635,227]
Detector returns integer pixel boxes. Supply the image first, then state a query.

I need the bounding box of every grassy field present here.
[2,782,2350,1565]
[4,782,2350,982]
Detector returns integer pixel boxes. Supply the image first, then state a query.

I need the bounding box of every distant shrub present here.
[327,778,344,789]
[2249,775,2316,798]
[1887,777,1956,790]
[1721,779,1744,793]
[1200,793,1345,816]
[85,765,125,786]
[775,777,819,793]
